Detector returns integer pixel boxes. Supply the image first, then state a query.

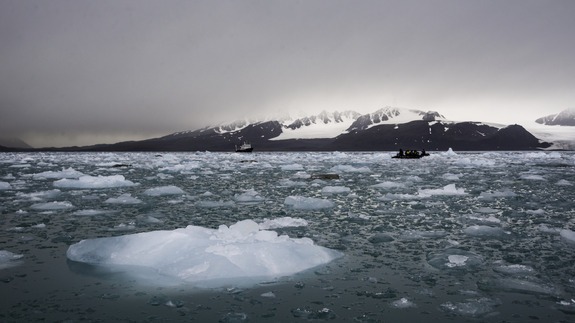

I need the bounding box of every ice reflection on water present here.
[1,151,575,322]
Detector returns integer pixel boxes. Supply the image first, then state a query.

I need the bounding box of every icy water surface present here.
[1,151,575,322]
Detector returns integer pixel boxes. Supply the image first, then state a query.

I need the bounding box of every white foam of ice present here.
[284,196,335,210]
[143,185,185,196]
[66,219,342,287]
[54,175,138,189]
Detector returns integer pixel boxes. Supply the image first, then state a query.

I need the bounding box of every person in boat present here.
[397,149,404,157]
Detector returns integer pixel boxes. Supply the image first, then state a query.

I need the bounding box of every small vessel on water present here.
[392,149,429,159]
[235,142,253,152]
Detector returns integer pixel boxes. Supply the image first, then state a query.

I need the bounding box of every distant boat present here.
[392,150,429,159]
[235,142,253,152]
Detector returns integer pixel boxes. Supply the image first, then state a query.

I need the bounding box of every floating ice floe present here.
[0,181,12,190]
[520,174,545,181]
[391,297,416,308]
[0,250,24,270]
[492,263,536,276]
[556,179,573,186]
[321,186,351,195]
[370,181,406,190]
[30,201,74,210]
[16,189,61,201]
[54,175,137,189]
[66,219,342,287]
[284,196,335,210]
[104,193,142,204]
[33,167,85,179]
[418,184,466,197]
[143,185,185,196]
[73,209,109,216]
[427,248,484,272]
[234,189,265,203]
[560,229,575,245]
[259,217,308,229]
[329,165,371,173]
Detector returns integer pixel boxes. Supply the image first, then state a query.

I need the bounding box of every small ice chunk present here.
[234,189,265,203]
[104,193,142,204]
[33,167,84,179]
[143,185,185,196]
[321,186,351,195]
[0,181,12,190]
[447,255,469,267]
[284,196,335,210]
[261,291,276,298]
[329,165,371,173]
[31,201,74,210]
[0,250,24,270]
[259,217,308,229]
[391,297,416,308]
[419,184,466,197]
[73,209,108,216]
[560,229,575,245]
[54,175,137,189]
[370,181,405,190]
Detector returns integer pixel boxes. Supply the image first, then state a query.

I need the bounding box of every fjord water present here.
[1,151,575,322]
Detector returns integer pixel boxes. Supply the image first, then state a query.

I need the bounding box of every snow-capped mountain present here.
[208,107,443,141]
[12,107,552,152]
[536,108,575,126]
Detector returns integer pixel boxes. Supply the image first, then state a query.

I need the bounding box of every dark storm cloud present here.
[1,0,574,147]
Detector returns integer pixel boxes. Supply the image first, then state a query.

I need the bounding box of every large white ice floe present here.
[54,175,137,189]
[66,219,342,287]
[560,229,575,245]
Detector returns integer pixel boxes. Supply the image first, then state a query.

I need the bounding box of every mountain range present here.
[18,107,548,152]
[536,108,575,126]
[4,107,572,152]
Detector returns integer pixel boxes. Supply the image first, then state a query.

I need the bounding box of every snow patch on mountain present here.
[346,107,445,132]
[271,110,359,140]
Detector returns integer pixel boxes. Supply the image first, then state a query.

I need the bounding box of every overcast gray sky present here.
[1,0,574,147]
